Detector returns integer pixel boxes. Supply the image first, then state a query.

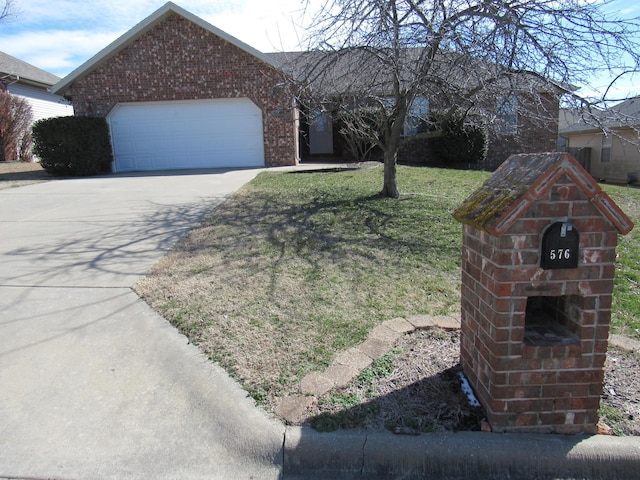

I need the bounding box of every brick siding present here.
[455,153,631,434]
[484,93,560,170]
[396,93,561,170]
[67,13,298,167]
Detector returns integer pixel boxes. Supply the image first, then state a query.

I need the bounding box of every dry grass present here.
[134,165,640,434]
[134,165,477,404]
[0,161,53,190]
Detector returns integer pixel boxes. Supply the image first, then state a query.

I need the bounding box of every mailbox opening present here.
[524,296,580,346]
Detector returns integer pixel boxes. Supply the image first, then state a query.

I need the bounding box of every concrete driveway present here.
[0,169,285,479]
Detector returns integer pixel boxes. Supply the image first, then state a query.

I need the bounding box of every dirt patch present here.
[0,161,54,189]
[284,328,640,436]
[602,346,640,435]
[304,329,483,433]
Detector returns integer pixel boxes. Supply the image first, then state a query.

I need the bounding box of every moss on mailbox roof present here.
[452,152,634,236]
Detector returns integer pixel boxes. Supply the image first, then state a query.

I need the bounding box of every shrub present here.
[0,90,34,162]
[33,116,113,176]
[428,110,488,167]
[335,107,385,161]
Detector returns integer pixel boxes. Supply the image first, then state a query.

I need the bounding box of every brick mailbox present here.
[453,152,633,433]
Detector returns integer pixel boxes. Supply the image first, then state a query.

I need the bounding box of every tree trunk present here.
[381,146,399,198]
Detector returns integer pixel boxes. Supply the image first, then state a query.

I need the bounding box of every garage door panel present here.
[108,99,265,172]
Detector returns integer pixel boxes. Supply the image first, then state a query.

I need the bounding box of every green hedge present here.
[32,116,113,176]
[429,111,488,167]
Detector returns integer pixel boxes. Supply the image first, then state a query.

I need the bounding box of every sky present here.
[1,0,313,77]
[1,0,639,100]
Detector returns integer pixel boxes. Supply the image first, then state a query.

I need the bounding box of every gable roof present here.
[453,152,633,236]
[0,51,61,88]
[51,2,280,96]
[266,49,572,98]
[560,96,640,134]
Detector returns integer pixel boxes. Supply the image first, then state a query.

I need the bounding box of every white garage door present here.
[107,98,265,172]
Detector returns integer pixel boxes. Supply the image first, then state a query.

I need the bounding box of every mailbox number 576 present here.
[549,248,571,260]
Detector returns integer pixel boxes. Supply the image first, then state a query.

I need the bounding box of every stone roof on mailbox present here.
[452,152,634,236]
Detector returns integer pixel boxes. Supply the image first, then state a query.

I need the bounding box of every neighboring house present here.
[0,51,73,124]
[559,98,640,184]
[51,2,299,173]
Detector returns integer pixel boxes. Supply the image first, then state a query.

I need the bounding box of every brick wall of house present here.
[459,171,620,433]
[67,13,298,167]
[396,93,560,170]
[484,93,561,171]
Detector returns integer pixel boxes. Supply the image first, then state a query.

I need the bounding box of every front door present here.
[309,110,334,155]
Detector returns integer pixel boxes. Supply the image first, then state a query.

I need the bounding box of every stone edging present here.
[274,315,461,424]
[274,315,639,425]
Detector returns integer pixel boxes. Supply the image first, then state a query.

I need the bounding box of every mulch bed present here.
[293,328,639,436]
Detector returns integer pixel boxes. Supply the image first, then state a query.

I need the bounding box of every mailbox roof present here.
[452,152,634,236]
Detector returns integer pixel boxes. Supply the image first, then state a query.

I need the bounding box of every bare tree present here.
[0,0,16,22]
[0,90,34,162]
[291,0,640,198]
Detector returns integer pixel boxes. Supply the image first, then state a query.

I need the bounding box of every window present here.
[496,95,518,135]
[379,96,429,137]
[557,136,568,151]
[311,110,329,132]
[601,135,612,163]
[403,97,429,137]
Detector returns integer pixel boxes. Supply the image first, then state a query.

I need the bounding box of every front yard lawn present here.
[606,184,640,339]
[134,164,640,408]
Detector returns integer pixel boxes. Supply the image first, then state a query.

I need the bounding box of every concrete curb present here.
[278,319,640,479]
[283,426,640,479]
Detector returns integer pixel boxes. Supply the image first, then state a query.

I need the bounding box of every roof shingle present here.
[452,152,633,235]
[0,51,61,87]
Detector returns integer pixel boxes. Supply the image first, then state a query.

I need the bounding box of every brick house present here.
[52,1,562,173]
[270,50,564,170]
[52,2,299,172]
[396,91,561,171]
[482,92,562,170]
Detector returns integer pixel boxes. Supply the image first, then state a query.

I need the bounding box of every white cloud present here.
[197,0,313,52]
[3,29,123,77]
[203,7,306,52]
[575,71,640,103]
[4,0,312,76]
[13,0,170,29]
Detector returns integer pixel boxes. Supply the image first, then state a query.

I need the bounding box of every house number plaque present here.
[541,221,579,270]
